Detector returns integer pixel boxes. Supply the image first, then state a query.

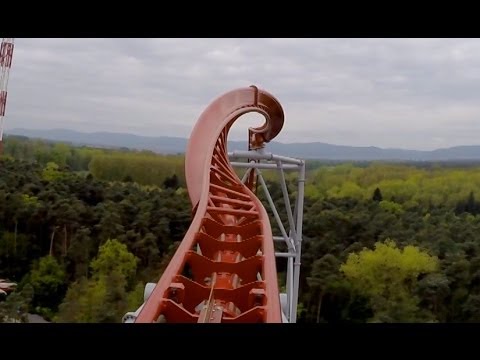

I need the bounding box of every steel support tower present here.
[0,38,14,155]
[228,149,305,323]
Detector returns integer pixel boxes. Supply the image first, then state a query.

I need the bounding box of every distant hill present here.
[7,128,480,161]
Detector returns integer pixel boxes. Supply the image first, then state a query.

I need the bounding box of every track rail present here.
[135,86,284,323]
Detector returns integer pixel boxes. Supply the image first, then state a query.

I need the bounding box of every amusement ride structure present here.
[123,86,306,323]
[0,38,14,155]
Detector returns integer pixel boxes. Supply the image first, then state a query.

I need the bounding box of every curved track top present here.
[135,86,284,323]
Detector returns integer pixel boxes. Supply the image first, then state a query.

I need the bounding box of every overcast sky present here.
[4,38,480,150]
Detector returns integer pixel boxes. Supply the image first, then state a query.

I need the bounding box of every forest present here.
[2,135,480,323]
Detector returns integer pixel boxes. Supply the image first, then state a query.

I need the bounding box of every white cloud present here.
[3,38,480,150]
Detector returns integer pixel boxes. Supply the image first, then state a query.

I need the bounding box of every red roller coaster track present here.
[134,86,285,323]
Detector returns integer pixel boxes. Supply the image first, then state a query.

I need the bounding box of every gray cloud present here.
[4,38,480,150]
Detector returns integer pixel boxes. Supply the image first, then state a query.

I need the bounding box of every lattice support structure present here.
[0,38,14,153]
[228,149,305,323]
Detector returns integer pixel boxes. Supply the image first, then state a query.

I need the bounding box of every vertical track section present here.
[135,86,284,323]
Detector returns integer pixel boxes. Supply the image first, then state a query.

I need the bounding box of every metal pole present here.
[276,159,297,322]
[274,252,297,258]
[288,256,294,320]
[290,160,305,323]
[229,150,304,165]
[230,162,299,170]
[289,172,299,321]
[285,251,291,321]
[256,169,295,252]
[286,163,299,321]
[241,162,255,183]
[276,160,296,237]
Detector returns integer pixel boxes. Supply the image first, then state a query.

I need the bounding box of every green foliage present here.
[305,183,321,199]
[7,138,480,323]
[308,254,343,295]
[340,240,438,322]
[372,187,383,202]
[379,200,404,215]
[56,239,140,323]
[29,256,67,313]
[0,284,34,323]
[21,194,39,208]
[417,273,450,321]
[90,239,138,283]
[51,143,70,166]
[327,181,363,199]
[163,174,180,190]
[127,282,145,311]
[55,277,108,323]
[462,294,480,322]
[42,162,62,181]
[307,254,347,322]
[296,302,307,319]
[307,161,480,207]
[89,153,185,188]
